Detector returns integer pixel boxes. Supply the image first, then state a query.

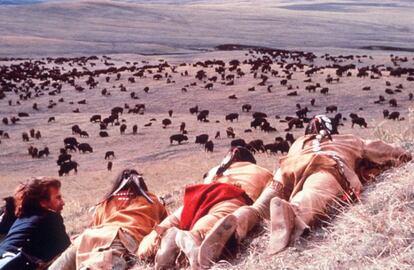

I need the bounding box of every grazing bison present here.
[285,118,303,131]
[197,110,209,122]
[99,131,109,137]
[48,117,55,123]
[72,125,82,135]
[64,137,78,147]
[242,104,252,112]
[78,143,93,153]
[107,161,113,171]
[388,111,400,120]
[180,122,186,133]
[189,105,199,115]
[215,131,220,139]
[225,113,239,122]
[320,88,329,95]
[389,99,398,107]
[80,131,89,138]
[247,139,265,153]
[265,142,289,154]
[170,134,188,144]
[205,140,214,152]
[195,134,209,145]
[326,105,338,113]
[120,124,127,134]
[352,117,368,128]
[105,151,115,159]
[35,131,41,139]
[251,118,267,129]
[162,119,172,128]
[111,106,123,115]
[226,127,235,138]
[90,114,101,123]
[230,139,246,148]
[253,112,267,119]
[168,110,173,117]
[383,109,389,119]
[57,154,71,165]
[132,125,138,135]
[22,132,29,142]
[58,161,78,176]
[37,147,50,158]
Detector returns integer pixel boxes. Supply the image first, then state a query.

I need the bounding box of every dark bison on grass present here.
[225,113,239,122]
[58,161,78,176]
[195,134,209,145]
[78,143,93,153]
[57,154,71,165]
[242,104,252,112]
[352,117,367,128]
[265,142,289,154]
[253,112,267,119]
[247,139,265,153]
[90,114,101,123]
[170,134,188,144]
[205,140,214,152]
[105,151,115,159]
[326,105,338,113]
[99,131,109,137]
[388,111,400,120]
[231,139,247,148]
[64,137,78,147]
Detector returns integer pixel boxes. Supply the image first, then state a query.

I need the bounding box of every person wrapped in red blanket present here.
[138,146,273,269]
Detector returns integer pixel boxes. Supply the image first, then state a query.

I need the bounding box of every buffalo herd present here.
[0,46,413,177]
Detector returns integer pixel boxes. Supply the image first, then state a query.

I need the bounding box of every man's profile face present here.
[41,187,65,213]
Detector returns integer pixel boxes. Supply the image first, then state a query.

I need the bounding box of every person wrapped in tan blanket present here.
[49,169,167,270]
[226,115,411,256]
[138,146,273,269]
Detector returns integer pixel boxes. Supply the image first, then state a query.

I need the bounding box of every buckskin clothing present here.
[50,193,167,270]
[275,134,411,225]
[138,161,273,258]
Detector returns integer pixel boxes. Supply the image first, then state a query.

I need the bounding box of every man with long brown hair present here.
[0,177,70,269]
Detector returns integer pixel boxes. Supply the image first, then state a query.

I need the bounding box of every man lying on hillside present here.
[227,115,412,255]
[0,177,70,270]
[49,169,168,270]
[138,146,273,269]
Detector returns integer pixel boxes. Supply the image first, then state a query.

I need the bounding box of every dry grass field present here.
[0,47,413,269]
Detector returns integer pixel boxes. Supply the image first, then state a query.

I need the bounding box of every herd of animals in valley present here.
[0,45,414,182]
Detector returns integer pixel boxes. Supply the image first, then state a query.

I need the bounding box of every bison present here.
[105,151,115,159]
[225,113,239,122]
[352,117,367,128]
[78,143,93,153]
[58,161,78,176]
[195,134,209,145]
[205,140,214,152]
[90,114,101,123]
[242,104,252,112]
[64,137,78,147]
[99,131,109,137]
[170,134,188,144]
